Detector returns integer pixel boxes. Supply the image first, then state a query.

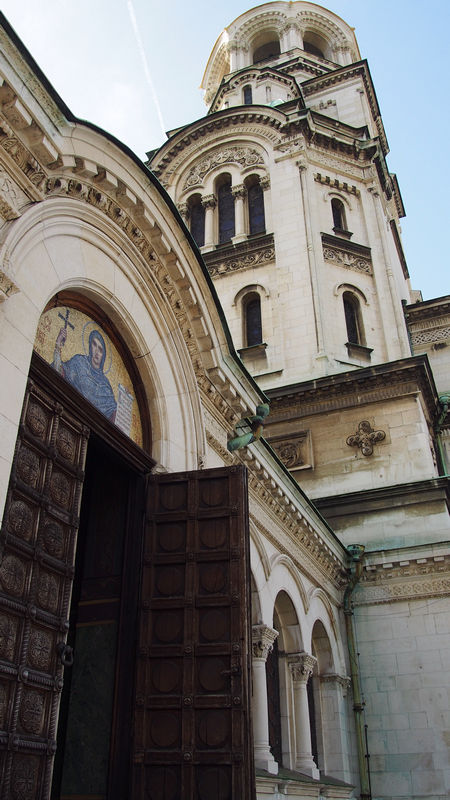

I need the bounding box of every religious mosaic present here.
[34,306,143,446]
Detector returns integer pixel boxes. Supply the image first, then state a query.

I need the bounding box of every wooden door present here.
[133,466,256,800]
[0,376,89,799]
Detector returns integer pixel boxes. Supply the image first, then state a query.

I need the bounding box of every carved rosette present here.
[346,420,386,456]
[252,624,279,661]
[287,652,317,683]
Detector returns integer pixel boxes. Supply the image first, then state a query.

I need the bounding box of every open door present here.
[133,466,256,800]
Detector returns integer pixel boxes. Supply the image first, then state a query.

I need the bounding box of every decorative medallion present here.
[19,690,45,735]
[28,628,53,670]
[10,756,40,800]
[56,426,76,461]
[25,403,48,439]
[0,555,26,597]
[36,571,59,613]
[7,500,33,540]
[49,471,71,508]
[0,613,17,660]
[40,520,65,559]
[346,420,386,456]
[16,447,40,488]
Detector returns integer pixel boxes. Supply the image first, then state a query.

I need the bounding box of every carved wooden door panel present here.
[0,377,89,799]
[133,465,256,800]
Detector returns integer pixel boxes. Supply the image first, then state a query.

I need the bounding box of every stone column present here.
[319,673,352,782]
[201,194,217,252]
[252,624,279,775]
[288,652,320,778]
[259,175,271,233]
[231,184,247,244]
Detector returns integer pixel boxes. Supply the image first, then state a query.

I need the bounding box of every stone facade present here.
[149,4,450,799]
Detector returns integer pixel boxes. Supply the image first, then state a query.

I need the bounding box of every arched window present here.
[302,32,329,60]
[243,85,253,105]
[217,176,235,244]
[188,194,205,247]
[253,38,280,64]
[303,41,324,58]
[247,178,265,235]
[343,292,363,345]
[244,292,262,347]
[331,198,347,231]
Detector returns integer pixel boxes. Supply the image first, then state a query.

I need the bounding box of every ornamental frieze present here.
[183,146,265,190]
[322,242,372,275]
[203,233,275,277]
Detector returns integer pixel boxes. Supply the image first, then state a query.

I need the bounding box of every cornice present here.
[315,477,450,518]
[148,109,287,180]
[354,548,450,605]
[266,356,440,424]
[405,297,450,323]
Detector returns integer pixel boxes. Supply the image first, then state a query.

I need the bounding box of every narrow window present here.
[218,178,235,244]
[331,198,347,231]
[303,41,324,58]
[189,195,205,247]
[247,180,265,235]
[343,292,362,345]
[243,85,253,105]
[245,293,262,347]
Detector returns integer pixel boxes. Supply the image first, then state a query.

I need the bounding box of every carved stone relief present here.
[346,420,386,456]
[269,430,312,470]
[323,243,372,275]
[183,146,264,190]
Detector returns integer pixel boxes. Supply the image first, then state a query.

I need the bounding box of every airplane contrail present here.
[126,0,167,141]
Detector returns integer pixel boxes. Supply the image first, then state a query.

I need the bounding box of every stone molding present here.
[321,234,373,276]
[266,357,439,424]
[354,552,450,605]
[287,652,317,682]
[320,673,351,696]
[203,233,275,277]
[315,172,360,196]
[252,624,279,661]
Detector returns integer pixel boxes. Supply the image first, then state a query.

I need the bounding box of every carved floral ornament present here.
[183,146,265,190]
[252,624,279,661]
[287,652,317,682]
[346,420,386,456]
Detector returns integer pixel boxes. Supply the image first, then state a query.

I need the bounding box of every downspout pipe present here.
[344,544,371,800]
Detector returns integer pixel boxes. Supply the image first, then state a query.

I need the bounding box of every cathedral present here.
[0,3,448,799]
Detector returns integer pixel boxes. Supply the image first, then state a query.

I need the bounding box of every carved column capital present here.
[287,651,317,682]
[320,673,351,696]
[177,202,189,221]
[297,157,308,172]
[252,624,279,661]
[259,175,270,191]
[202,194,217,209]
[231,183,247,199]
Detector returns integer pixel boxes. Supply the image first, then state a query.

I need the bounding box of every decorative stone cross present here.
[346,420,386,456]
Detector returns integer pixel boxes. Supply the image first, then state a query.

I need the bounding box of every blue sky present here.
[1,0,448,300]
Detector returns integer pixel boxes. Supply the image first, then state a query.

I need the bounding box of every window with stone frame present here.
[188,194,205,247]
[246,177,266,235]
[244,292,263,347]
[343,291,364,345]
[243,84,253,105]
[331,197,347,232]
[217,175,235,244]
